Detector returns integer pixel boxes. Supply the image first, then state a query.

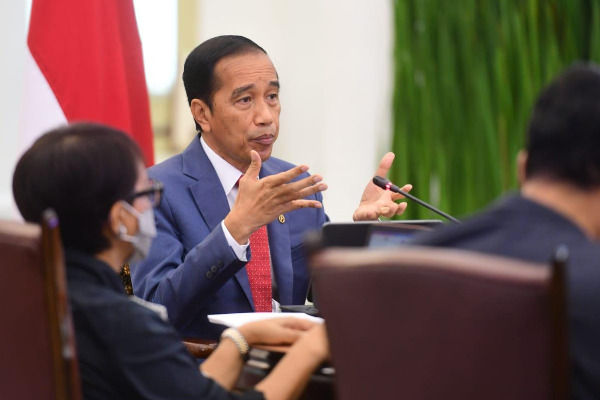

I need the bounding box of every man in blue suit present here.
[131,35,410,339]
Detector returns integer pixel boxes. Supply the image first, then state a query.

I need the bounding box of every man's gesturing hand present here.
[353,152,412,221]
[224,150,328,244]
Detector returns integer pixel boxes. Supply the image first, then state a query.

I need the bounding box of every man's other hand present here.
[353,152,412,221]
[224,150,327,244]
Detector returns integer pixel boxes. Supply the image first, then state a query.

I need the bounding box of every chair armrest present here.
[182,337,218,358]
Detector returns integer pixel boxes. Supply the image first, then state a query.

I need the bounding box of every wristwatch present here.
[220,328,249,360]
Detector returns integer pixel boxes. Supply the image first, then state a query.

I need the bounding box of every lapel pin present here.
[278,215,285,224]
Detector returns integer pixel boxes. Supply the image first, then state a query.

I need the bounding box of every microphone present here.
[373,176,461,223]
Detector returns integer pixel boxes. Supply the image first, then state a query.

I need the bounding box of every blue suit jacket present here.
[131,137,328,339]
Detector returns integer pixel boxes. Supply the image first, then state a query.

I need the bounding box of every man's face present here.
[199,52,280,172]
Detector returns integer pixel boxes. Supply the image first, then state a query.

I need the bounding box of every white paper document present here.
[208,312,324,328]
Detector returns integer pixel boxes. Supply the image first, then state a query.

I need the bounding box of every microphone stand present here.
[373,176,461,224]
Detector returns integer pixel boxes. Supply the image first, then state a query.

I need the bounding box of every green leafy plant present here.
[391,0,600,219]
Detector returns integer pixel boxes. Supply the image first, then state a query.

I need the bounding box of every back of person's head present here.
[526,63,600,189]
[183,35,267,133]
[13,123,144,254]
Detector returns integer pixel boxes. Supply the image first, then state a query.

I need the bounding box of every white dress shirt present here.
[200,137,249,261]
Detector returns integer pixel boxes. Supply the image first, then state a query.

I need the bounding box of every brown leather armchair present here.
[311,246,568,400]
[0,210,81,400]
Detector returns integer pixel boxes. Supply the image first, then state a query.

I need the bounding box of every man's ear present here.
[190,99,212,133]
[516,150,528,187]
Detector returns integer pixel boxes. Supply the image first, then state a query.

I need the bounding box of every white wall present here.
[196,0,394,221]
[0,2,27,219]
[0,0,395,223]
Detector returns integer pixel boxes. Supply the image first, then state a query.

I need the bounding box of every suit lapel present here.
[267,215,292,305]
[234,268,254,310]
[182,138,254,307]
[261,161,293,305]
[183,138,230,231]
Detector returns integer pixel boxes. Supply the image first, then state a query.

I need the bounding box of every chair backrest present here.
[0,210,81,400]
[311,246,568,400]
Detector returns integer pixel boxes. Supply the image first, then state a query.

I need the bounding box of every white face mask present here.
[117,201,157,264]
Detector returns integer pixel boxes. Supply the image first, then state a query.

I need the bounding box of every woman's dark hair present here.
[526,63,600,189]
[13,123,144,254]
[182,35,267,133]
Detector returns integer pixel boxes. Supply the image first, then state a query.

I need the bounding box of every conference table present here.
[182,338,335,399]
[235,344,335,400]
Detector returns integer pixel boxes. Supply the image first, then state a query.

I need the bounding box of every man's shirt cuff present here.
[221,220,249,261]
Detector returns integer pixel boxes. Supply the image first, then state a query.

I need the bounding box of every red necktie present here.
[247,225,272,312]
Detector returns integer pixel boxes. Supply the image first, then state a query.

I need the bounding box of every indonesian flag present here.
[23,0,154,166]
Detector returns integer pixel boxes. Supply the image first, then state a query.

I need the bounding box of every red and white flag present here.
[23,0,154,165]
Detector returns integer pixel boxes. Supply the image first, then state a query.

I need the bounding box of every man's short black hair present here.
[182,35,267,133]
[526,63,600,189]
[13,123,144,254]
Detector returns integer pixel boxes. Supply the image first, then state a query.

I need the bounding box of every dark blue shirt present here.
[413,194,600,400]
[65,249,264,400]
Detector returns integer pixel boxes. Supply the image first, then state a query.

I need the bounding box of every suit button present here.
[210,265,218,273]
[206,271,214,279]
[216,261,224,269]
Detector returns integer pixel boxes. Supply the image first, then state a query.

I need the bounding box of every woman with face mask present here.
[13,123,328,400]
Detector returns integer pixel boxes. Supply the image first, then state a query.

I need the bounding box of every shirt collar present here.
[200,136,243,195]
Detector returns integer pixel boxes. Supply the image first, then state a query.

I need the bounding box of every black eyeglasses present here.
[126,179,164,207]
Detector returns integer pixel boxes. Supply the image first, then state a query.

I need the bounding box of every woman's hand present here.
[291,323,329,361]
[238,317,318,346]
[254,324,330,400]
